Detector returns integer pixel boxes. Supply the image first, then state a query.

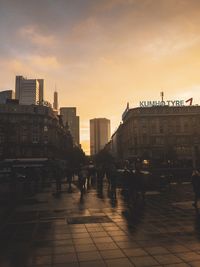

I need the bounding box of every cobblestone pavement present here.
[0,180,200,267]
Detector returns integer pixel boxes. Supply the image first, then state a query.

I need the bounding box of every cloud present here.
[2,55,60,73]
[19,25,57,47]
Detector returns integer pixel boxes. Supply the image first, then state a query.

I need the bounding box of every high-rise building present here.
[90,118,111,155]
[60,107,80,146]
[38,79,44,102]
[53,91,58,110]
[15,76,44,105]
[0,90,15,104]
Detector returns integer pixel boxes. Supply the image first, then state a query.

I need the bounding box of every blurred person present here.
[191,170,200,208]
[106,163,117,200]
[96,164,105,190]
[66,166,73,193]
[78,165,88,198]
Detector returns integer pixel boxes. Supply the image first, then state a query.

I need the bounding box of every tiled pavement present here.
[0,180,200,267]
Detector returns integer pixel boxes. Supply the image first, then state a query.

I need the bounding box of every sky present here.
[1,0,200,154]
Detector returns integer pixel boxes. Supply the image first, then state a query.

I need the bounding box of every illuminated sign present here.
[139,98,193,107]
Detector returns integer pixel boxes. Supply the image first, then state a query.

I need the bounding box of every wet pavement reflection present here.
[1,178,200,266]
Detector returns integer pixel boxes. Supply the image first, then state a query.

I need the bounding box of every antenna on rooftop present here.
[127,102,129,109]
[160,91,164,102]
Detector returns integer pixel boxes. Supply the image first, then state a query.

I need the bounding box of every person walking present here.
[78,165,88,199]
[55,165,62,194]
[191,169,200,208]
[66,166,73,193]
[96,164,105,197]
[107,163,117,200]
[88,162,96,186]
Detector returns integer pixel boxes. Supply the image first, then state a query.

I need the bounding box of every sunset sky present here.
[1,0,200,154]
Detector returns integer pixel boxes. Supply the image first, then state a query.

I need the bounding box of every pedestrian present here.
[88,162,96,186]
[78,165,88,198]
[191,169,200,208]
[123,165,132,191]
[135,167,146,201]
[9,166,17,198]
[110,166,117,200]
[96,164,105,192]
[33,168,40,194]
[123,166,133,202]
[107,163,117,200]
[66,166,73,193]
[128,168,137,204]
[55,165,62,194]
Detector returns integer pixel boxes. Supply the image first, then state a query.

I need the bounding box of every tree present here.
[94,149,114,166]
[70,146,86,169]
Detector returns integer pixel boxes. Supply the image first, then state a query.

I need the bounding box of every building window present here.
[134,136,138,145]
[184,123,189,132]
[176,123,180,133]
[44,135,48,144]
[33,107,38,113]
[159,126,164,134]
[154,137,164,145]
[151,124,156,134]
[21,135,28,142]
[0,134,4,144]
[21,126,28,142]
[142,134,148,145]
[32,135,39,144]
[44,125,48,132]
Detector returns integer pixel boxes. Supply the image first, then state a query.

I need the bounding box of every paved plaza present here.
[0,179,200,267]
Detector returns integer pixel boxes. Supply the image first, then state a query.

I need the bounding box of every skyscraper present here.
[38,79,44,102]
[15,76,44,105]
[53,91,58,111]
[90,118,111,155]
[60,107,80,146]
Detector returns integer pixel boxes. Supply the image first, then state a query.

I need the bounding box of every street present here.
[0,179,200,267]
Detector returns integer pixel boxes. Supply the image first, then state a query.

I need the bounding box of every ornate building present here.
[0,102,73,160]
[107,105,200,167]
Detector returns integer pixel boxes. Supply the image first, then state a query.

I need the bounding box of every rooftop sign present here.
[139,98,193,107]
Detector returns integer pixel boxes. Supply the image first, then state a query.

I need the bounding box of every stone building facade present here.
[107,105,200,166]
[0,103,73,160]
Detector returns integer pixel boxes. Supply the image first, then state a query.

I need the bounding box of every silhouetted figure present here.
[107,163,117,200]
[123,167,132,198]
[110,173,117,200]
[55,166,62,194]
[135,168,146,201]
[41,167,47,190]
[66,167,73,193]
[78,165,88,198]
[121,167,132,203]
[25,167,32,196]
[33,168,40,194]
[9,167,17,199]
[192,170,200,208]
[88,162,96,186]
[104,163,111,190]
[96,164,105,193]
[128,167,146,206]
[128,169,137,204]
